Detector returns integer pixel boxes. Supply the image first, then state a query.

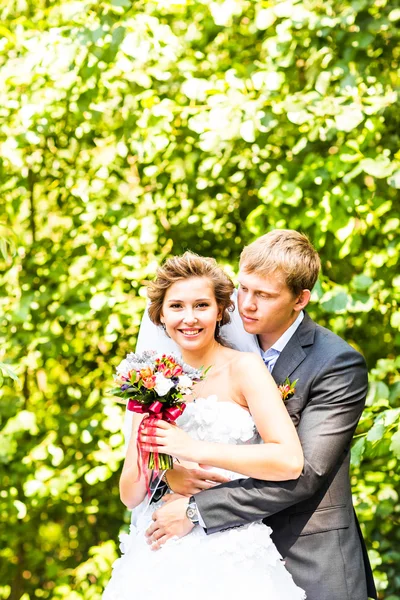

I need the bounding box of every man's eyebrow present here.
[238,282,278,295]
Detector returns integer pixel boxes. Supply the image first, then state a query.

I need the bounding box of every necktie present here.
[262,348,280,373]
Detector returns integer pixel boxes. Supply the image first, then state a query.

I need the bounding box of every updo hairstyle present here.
[147,251,235,345]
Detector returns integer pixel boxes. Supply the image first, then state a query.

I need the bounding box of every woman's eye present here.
[170,304,182,309]
[196,303,209,308]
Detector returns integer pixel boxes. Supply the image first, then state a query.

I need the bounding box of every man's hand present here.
[166,462,230,496]
[145,494,194,550]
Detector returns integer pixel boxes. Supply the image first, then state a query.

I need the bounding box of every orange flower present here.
[140,367,153,379]
[142,376,156,389]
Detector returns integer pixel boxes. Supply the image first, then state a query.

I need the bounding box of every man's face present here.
[237,268,301,342]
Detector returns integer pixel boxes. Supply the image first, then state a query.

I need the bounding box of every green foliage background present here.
[0,0,399,598]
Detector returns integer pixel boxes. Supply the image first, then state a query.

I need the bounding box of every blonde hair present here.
[240,230,321,295]
[147,252,235,344]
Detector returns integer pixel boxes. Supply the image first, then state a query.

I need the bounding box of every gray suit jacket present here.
[195,313,377,600]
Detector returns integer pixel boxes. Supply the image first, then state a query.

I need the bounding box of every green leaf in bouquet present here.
[108,387,124,395]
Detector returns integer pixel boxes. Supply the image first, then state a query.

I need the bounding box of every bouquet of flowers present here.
[111,350,204,472]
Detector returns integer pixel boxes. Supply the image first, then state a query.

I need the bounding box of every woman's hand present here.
[139,420,201,462]
[132,412,148,430]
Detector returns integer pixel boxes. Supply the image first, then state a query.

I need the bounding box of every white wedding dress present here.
[103,395,306,600]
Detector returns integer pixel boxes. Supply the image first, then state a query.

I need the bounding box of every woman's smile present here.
[178,328,203,337]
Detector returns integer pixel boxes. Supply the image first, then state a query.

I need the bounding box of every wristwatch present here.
[186,496,199,525]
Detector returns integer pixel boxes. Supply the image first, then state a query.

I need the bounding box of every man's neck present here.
[257,312,301,352]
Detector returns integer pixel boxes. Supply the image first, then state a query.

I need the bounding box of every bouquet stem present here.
[148,452,173,471]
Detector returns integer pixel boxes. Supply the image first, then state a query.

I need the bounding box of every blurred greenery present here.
[0,0,399,598]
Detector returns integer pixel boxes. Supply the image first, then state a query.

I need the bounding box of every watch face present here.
[187,507,196,519]
[186,506,198,523]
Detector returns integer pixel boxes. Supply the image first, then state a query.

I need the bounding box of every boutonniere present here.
[278,377,298,402]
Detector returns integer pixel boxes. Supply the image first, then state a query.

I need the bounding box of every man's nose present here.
[242,294,256,311]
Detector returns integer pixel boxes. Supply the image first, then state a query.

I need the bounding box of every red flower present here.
[172,364,183,376]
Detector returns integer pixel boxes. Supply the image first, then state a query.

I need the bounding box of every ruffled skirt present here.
[103,500,306,600]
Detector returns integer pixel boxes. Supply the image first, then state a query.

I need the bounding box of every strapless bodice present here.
[177,394,259,444]
[176,395,260,481]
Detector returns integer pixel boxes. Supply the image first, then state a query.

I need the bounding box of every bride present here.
[103,251,306,600]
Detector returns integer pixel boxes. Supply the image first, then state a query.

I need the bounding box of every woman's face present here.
[161,277,222,353]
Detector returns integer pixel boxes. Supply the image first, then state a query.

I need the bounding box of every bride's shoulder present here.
[230,351,265,372]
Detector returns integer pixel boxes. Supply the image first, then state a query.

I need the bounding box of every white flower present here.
[154,373,175,396]
[177,374,194,394]
[116,358,134,378]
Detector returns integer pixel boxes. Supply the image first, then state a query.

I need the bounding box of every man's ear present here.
[295,289,311,311]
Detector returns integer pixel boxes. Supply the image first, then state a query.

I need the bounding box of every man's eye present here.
[240,285,248,292]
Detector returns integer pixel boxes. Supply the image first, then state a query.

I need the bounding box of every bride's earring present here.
[161,320,170,337]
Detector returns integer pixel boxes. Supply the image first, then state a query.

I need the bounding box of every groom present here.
[135,230,377,600]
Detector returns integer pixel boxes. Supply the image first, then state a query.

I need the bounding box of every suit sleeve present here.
[195,347,368,534]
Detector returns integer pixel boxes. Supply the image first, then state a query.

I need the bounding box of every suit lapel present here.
[271,313,316,385]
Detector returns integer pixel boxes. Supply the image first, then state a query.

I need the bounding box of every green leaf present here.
[366,381,390,406]
[388,169,400,189]
[319,290,349,314]
[335,106,364,132]
[336,218,355,242]
[111,0,131,7]
[0,362,19,381]
[351,436,365,467]
[360,157,395,179]
[389,429,400,458]
[255,8,276,30]
[352,274,373,291]
[240,120,256,143]
[384,409,400,427]
[348,292,374,313]
[366,420,385,443]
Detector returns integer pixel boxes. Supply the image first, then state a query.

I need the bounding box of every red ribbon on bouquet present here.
[127,399,186,495]
[127,399,186,423]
